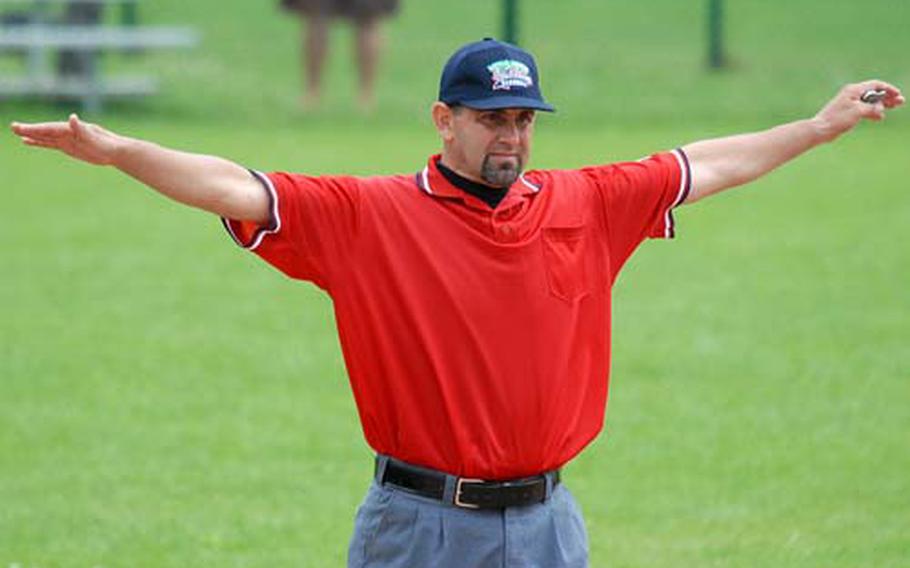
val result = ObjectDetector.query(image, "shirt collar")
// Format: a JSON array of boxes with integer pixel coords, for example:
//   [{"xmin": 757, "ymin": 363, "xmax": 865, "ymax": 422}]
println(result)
[{"xmin": 415, "ymin": 154, "xmax": 542, "ymax": 201}]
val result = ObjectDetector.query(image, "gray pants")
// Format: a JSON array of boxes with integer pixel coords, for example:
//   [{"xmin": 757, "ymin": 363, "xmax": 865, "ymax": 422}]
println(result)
[{"xmin": 347, "ymin": 476, "xmax": 589, "ymax": 567}]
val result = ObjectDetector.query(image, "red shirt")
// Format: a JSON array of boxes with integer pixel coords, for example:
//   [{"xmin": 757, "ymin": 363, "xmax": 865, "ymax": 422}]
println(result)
[{"xmin": 224, "ymin": 150, "xmax": 690, "ymax": 479}]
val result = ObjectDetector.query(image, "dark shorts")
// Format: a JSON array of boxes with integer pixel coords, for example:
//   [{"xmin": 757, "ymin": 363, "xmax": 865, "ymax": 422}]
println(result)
[{"xmin": 280, "ymin": 0, "xmax": 398, "ymax": 20}]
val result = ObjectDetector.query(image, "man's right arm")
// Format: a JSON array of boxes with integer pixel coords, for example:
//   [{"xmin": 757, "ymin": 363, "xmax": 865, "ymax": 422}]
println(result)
[{"xmin": 10, "ymin": 114, "xmax": 269, "ymax": 224}]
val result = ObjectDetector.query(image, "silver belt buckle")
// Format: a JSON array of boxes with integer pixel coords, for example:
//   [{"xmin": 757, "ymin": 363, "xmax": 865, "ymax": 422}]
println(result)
[{"xmin": 454, "ymin": 477, "xmax": 483, "ymax": 509}]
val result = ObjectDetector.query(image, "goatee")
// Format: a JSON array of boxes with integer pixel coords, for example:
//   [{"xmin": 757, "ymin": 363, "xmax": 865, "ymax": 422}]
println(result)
[{"xmin": 480, "ymin": 155, "xmax": 522, "ymax": 188}]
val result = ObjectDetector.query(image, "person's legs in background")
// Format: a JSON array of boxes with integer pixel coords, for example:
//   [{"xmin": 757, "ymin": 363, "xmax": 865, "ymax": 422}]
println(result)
[
  {"xmin": 286, "ymin": 0, "xmax": 396, "ymax": 112},
  {"xmin": 303, "ymin": 13, "xmax": 330, "ymax": 109},
  {"xmin": 353, "ymin": 16, "xmax": 383, "ymax": 112}
]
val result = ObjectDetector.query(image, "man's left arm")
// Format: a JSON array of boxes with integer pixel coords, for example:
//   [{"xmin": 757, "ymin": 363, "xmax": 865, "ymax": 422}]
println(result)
[{"xmin": 681, "ymin": 80, "xmax": 904, "ymax": 204}]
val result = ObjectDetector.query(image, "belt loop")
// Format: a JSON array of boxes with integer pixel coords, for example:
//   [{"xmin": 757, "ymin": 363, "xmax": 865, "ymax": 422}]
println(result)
[
  {"xmin": 441, "ymin": 473, "xmax": 458, "ymax": 504},
  {"xmin": 374, "ymin": 454, "xmax": 390, "ymax": 484},
  {"xmin": 544, "ymin": 471, "xmax": 555, "ymax": 500}
]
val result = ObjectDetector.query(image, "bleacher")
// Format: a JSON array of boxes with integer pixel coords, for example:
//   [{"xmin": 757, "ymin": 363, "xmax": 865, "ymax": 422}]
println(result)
[{"xmin": 0, "ymin": 0, "xmax": 199, "ymax": 112}]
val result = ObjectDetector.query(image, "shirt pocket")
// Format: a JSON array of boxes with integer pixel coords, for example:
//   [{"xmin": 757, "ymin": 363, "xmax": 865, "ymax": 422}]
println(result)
[{"xmin": 541, "ymin": 226, "xmax": 592, "ymax": 303}]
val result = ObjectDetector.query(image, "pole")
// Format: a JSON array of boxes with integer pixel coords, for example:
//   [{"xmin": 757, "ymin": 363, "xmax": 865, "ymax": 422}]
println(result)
[
  {"xmin": 503, "ymin": 0, "xmax": 518, "ymax": 45},
  {"xmin": 122, "ymin": 0, "xmax": 139, "ymax": 26},
  {"xmin": 708, "ymin": 0, "xmax": 725, "ymax": 69}
]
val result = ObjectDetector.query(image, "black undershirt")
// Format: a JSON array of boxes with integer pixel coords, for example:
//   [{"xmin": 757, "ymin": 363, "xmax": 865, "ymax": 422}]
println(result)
[{"xmin": 436, "ymin": 159, "xmax": 509, "ymax": 209}]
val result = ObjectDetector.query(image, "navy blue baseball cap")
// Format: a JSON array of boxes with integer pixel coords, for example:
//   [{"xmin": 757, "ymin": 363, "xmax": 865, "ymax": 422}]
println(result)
[{"xmin": 438, "ymin": 38, "xmax": 555, "ymax": 112}]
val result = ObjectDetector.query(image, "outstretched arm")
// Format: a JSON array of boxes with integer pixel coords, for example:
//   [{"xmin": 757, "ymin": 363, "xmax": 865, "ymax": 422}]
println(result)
[
  {"xmin": 681, "ymin": 80, "xmax": 904, "ymax": 204},
  {"xmin": 9, "ymin": 114, "xmax": 269, "ymax": 223}
]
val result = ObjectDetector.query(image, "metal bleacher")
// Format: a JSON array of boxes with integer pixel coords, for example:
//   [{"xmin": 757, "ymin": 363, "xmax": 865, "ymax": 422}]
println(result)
[{"xmin": 0, "ymin": 0, "xmax": 199, "ymax": 112}]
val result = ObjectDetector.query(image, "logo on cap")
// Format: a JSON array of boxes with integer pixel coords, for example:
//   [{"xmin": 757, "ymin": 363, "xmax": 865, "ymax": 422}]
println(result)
[{"xmin": 487, "ymin": 59, "xmax": 533, "ymax": 91}]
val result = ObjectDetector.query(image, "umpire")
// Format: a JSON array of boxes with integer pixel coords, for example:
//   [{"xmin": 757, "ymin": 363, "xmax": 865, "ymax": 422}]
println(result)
[{"xmin": 10, "ymin": 38, "xmax": 904, "ymax": 567}]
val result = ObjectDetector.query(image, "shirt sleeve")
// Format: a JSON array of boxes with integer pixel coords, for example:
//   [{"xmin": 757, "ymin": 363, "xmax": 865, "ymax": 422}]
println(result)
[
  {"xmin": 583, "ymin": 148, "xmax": 691, "ymax": 276},
  {"xmin": 221, "ymin": 170, "xmax": 361, "ymax": 290}
]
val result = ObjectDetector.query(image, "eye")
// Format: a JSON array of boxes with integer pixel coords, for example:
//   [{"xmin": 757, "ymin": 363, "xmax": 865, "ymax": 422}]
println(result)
[{"xmin": 481, "ymin": 113, "xmax": 505, "ymax": 127}]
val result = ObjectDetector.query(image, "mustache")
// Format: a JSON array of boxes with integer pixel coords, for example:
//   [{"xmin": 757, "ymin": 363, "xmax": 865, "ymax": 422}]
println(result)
[{"xmin": 484, "ymin": 153, "xmax": 523, "ymax": 168}]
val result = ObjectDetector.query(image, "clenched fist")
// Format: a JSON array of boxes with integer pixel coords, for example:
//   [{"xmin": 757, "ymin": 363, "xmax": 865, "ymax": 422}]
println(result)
[{"xmin": 813, "ymin": 80, "xmax": 905, "ymax": 142}]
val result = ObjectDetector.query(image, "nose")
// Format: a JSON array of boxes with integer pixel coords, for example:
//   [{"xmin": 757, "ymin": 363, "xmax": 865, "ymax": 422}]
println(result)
[{"xmin": 497, "ymin": 121, "xmax": 521, "ymax": 146}]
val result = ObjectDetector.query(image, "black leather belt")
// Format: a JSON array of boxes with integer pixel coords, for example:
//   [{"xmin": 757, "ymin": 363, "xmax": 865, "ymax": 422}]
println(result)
[{"xmin": 375, "ymin": 455, "xmax": 560, "ymax": 510}]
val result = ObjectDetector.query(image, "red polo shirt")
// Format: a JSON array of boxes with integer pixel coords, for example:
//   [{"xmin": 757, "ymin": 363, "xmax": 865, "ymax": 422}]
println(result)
[{"xmin": 224, "ymin": 150, "xmax": 690, "ymax": 479}]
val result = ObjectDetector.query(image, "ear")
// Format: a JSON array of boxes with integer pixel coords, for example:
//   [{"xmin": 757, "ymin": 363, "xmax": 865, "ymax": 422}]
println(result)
[{"xmin": 431, "ymin": 102, "xmax": 456, "ymax": 142}]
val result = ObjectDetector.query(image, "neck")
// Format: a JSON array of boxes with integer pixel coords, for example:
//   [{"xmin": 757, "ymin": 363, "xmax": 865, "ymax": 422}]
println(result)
[{"xmin": 435, "ymin": 158, "xmax": 509, "ymax": 209}]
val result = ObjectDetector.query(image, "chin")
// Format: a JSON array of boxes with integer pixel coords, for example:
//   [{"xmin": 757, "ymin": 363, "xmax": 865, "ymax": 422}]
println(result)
[
  {"xmin": 481, "ymin": 168, "xmax": 519, "ymax": 188},
  {"xmin": 480, "ymin": 155, "xmax": 523, "ymax": 187}
]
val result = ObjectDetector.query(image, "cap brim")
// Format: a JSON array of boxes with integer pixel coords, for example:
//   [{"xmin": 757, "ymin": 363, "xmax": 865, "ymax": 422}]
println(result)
[{"xmin": 459, "ymin": 96, "xmax": 555, "ymax": 112}]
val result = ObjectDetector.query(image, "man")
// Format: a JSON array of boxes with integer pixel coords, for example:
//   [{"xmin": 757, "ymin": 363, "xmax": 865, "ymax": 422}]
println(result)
[{"xmin": 10, "ymin": 38, "xmax": 904, "ymax": 567}]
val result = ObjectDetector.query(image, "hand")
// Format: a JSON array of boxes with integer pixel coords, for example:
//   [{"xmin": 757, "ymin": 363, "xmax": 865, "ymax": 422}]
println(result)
[
  {"xmin": 813, "ymin": 80, "xmax": 905, "ymax": 142},
  {"xmin": 9, "ymin": 114, "xmax": 124, "ymax": 166}
]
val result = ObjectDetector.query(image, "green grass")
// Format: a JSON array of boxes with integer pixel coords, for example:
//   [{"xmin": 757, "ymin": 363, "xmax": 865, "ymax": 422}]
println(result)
[{"xmin": 2, "ymin": 1, "xmax": 909, "ymax": 566}]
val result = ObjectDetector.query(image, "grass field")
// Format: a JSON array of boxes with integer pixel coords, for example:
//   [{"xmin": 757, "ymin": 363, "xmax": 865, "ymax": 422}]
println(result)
[{"xmin": 1, "ymin": 1, "xmax": 909, "ymax": 566}]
